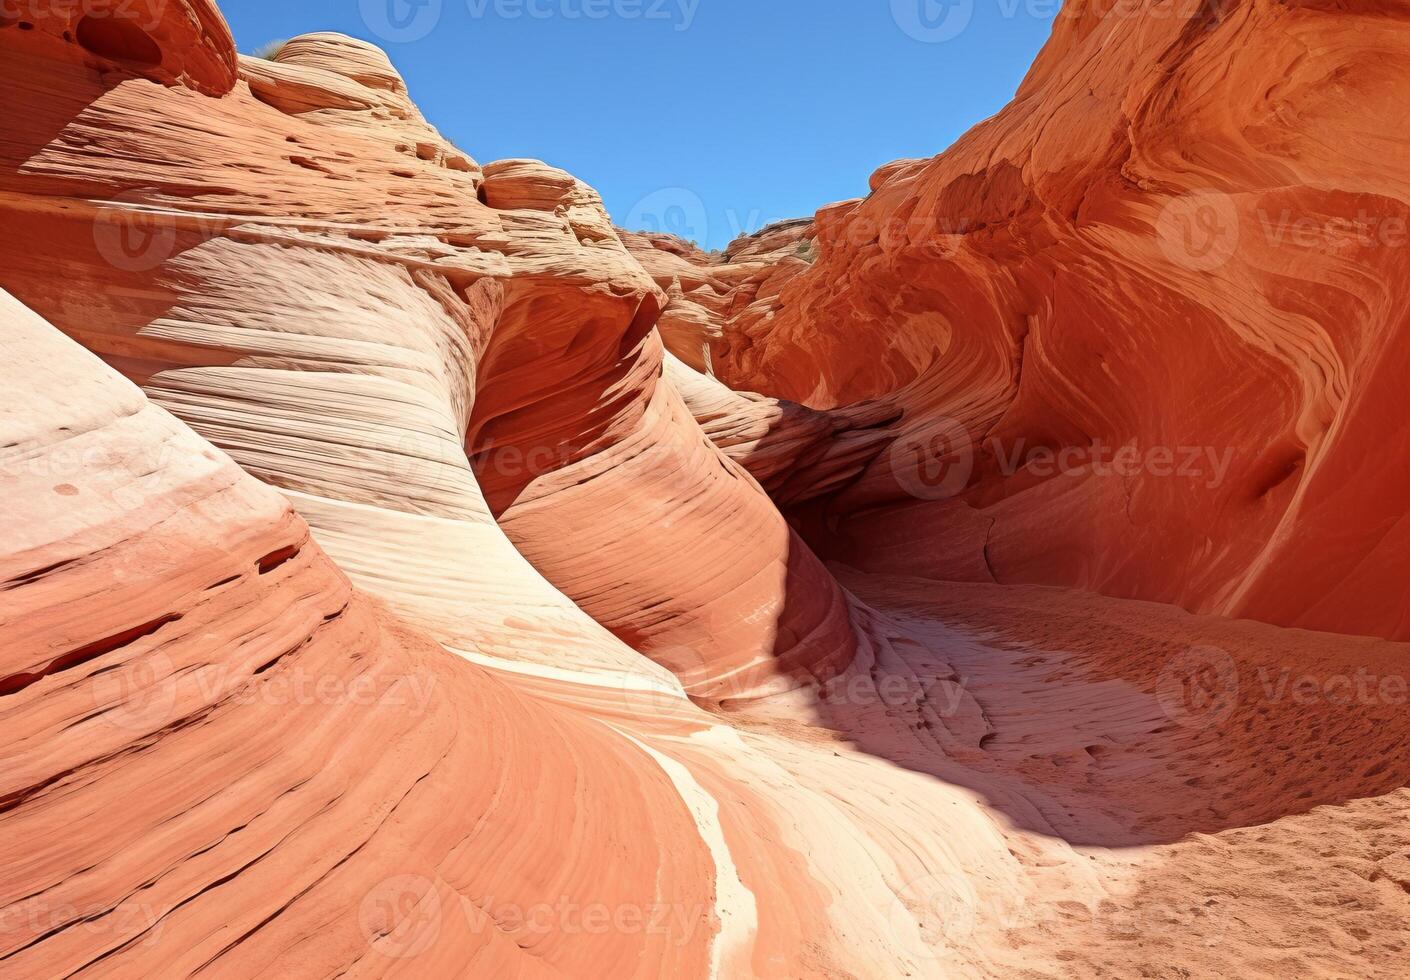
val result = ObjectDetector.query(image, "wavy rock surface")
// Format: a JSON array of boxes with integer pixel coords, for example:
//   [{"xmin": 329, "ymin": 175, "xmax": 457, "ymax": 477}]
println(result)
[
  {"xmin": 0, "ymin": 19, "xmax": 863, "ymax": 703},
  {"xmin": 622, "ymin": 224, "xmax": 819, "ymax": 387},
  {"xmin": 0, "ymin": 290, "xmax": 1056, "ymax": 979},
  {"xmin": 6, "ymin": 1, "xmax": 1410, "ymax": 978},
  {"xmin": 0, "ymin": 289, "xmax": 725, "ymax": 978},
  {"xmin": 0, "ymin": 11, "xmax": 1033, "ymax": 977},
  {"xmin": 709, "ymin": 0, "xmax": 1410, "ymax": 643}
]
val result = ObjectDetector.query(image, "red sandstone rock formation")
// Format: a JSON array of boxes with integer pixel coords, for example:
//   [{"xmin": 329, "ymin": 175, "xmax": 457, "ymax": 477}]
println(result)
[
  {"xmin": 707, "ymin": 0, "xmax": 1410, "ymax": 644},
  {"xmin": 5, "ymin": 0, "xmax": 1410, "ymax": 977},
  {"xmin": 0, "ymin": 290, "xmax": 722, "ymax": 977},
  {"xmin": 622, "ymin": 223, "xmax": 819, "ymax": 383},
  {"xmin": 0, "ymin": 21, "xmax": 861, "ymax": 705}
]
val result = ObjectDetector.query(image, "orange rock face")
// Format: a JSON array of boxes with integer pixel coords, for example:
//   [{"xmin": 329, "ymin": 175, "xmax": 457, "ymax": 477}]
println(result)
[
  {"xmin": 5, "ymin": 1, "xmax": 1410, "ymax": 977},
  {"xmin": 708, "ymin": 0, "xmax": 1410, "ymax": 643},
  {"xmin": 2, "ymin": 0, "xmax": 235, "ymax": 95}
]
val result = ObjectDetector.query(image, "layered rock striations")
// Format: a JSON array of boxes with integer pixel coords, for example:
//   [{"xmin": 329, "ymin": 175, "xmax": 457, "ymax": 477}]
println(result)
[
  {"xmin": 4, "ymin": 1, "xmax": 1410, "ymax": 978},
  {"xmin": 0, "ymin": 10, "xmax": 1024, "ymax": 977},
  {"xmin": 0, "ymin": 289, "xmax": 724, "ymax": 978},
  {"xmin": 705, "ymin": 0, "xmax": 1410, "ymax": 643},
  {"xmin": 0, "ymin": 20, "xmax": 861, "ymax": 703}
]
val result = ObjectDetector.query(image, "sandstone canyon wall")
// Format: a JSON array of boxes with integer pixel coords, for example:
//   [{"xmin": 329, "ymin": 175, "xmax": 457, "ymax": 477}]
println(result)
[
  {"xmin": 3, "ymin": 0, "xmax": 1410, "ymax": 978},
  {"xmin": 700, "ymin": 0, "xmax": 1410, "ymax": 643}
]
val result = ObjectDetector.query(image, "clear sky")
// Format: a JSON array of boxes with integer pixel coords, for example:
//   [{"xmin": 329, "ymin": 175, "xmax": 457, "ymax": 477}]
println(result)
[{"xmin": 224, "ymin": 0, "xmax": 1059, "ymax": 249}]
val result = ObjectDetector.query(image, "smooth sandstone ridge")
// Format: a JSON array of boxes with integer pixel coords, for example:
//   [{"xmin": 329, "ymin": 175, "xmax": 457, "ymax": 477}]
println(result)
[
  {"xmin": 0, "ymin": 289, "xmax": 720, "ymax": 977},
  {"xmin": 3, "ymin": 2, "xmax": 1410, "ymax": 978}
]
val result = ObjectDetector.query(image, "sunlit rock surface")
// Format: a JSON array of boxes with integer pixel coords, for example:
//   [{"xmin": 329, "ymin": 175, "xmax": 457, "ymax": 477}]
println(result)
[
  {"xmin": 4, "ymin": 1, "xmax": 1410, "ymax": 977},
  {"xmin": 705, "ymin": 0, "xmax": 1410, "ymax": 644}
]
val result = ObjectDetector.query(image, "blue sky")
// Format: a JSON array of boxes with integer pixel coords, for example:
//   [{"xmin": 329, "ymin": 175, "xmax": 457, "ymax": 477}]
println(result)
[{"xmin": 225, "ymin": 0, "xmax": 1059, "ymax": 249}]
